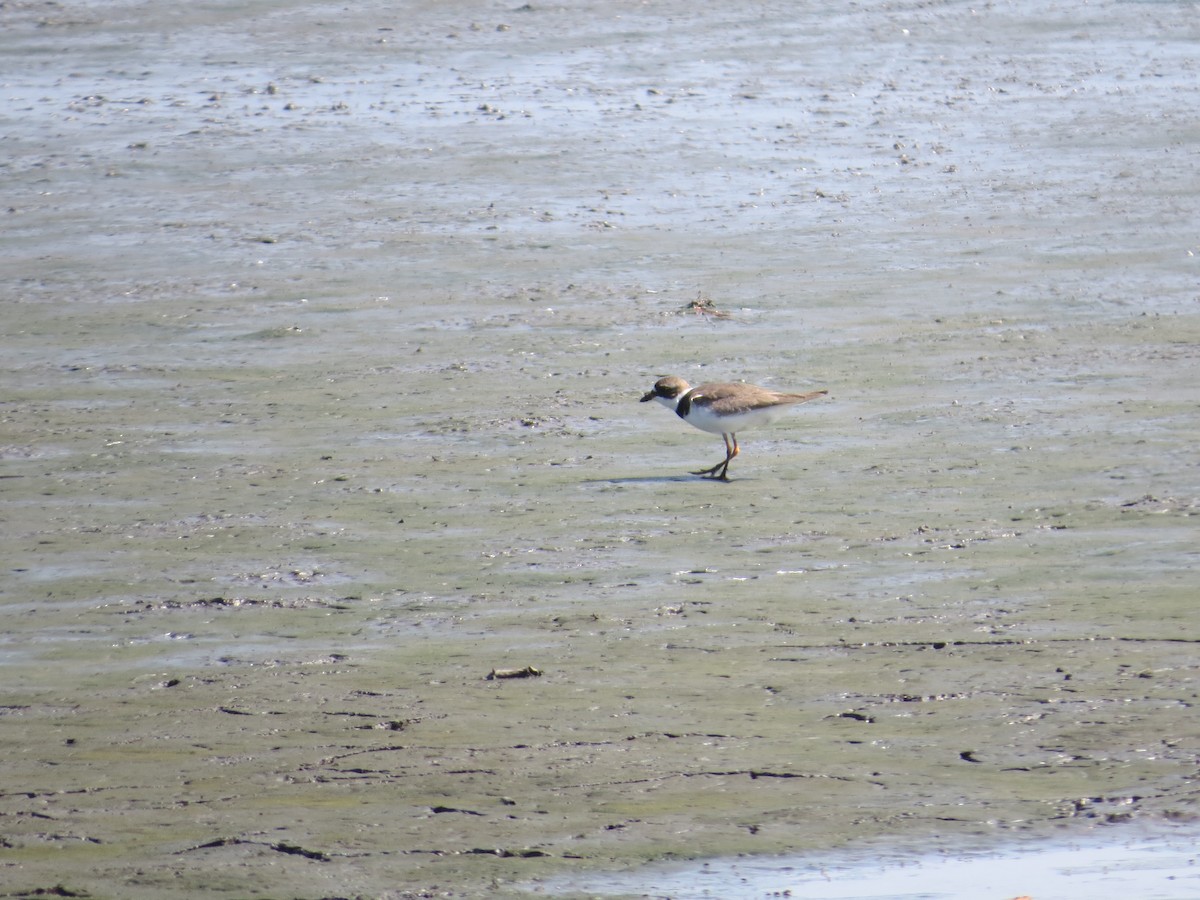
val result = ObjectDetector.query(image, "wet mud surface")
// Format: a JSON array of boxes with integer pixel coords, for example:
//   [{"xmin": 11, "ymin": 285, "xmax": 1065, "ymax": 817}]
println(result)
[{"xmin": 2, "ymin": 1, "xmax": 1198, "ymax": 897}]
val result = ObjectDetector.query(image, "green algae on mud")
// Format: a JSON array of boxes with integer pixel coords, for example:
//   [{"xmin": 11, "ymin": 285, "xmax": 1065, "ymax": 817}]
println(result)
[
  {"xmin": 3, "ymin": 0, "xmax": 1200, "ymax": 896},
  {"xmin": 3, "ymin": 313, "xmax": 1198, "ymax": 896}
]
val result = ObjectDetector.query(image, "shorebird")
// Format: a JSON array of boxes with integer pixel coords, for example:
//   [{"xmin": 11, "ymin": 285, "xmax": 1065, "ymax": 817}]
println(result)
[{"xmin": 640, "ymin": 375, "xmax": 826, "ymax": 480}]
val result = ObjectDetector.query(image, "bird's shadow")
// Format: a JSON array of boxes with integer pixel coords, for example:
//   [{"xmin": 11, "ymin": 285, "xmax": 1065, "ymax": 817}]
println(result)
[{"xmin": 583, "ymin": 475, "xmax": 744, "ymax": 485}]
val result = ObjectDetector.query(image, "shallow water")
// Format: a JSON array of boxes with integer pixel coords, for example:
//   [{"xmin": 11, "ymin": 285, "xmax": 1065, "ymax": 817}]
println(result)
[
  {"xmin": 2, "ymin": 0, "xmax": 1198, "ymax": 896},
  {"xmin": 536, "ymin": 827, "xmax": 1200, "ymax": 899}
]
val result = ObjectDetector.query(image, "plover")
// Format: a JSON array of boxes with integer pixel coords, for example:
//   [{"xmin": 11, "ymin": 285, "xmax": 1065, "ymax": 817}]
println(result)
[{"xmin": 640, "ymin": 375, "xmax": 826, "ymax": 480}]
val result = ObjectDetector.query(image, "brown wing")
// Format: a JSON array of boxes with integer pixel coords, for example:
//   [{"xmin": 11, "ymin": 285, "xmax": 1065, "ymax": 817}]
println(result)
[
  {"xmin": 777, "ymin": 390, "xmax": 828, "ymax": 405},
  {"xmin": 691, "ymin": 382, "xmax": 827, "ymax": 416}
]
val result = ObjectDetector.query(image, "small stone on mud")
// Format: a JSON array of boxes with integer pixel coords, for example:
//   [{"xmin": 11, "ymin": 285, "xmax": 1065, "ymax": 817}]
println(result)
[{"xmin": 486, "ymin": 665, "xmax": 542, "ymax": 680}]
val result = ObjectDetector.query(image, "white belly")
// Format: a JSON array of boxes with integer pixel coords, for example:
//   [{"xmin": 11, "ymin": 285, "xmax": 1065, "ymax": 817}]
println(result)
[{"xmin": 682, "ymin": 402, "xmax": 787, "ymax": 435}]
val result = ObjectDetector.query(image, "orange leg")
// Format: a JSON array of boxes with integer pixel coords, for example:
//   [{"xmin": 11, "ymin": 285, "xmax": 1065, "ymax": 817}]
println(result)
[{"xmin": 692, "ymin": 433, "xmax": 739, "ymax": 480}]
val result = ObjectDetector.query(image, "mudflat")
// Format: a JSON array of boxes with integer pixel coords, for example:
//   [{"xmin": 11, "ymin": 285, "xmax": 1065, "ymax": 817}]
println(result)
[{"xmin": 2, "ymin": 1, "xmax": 1197, "ymax": 897}]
